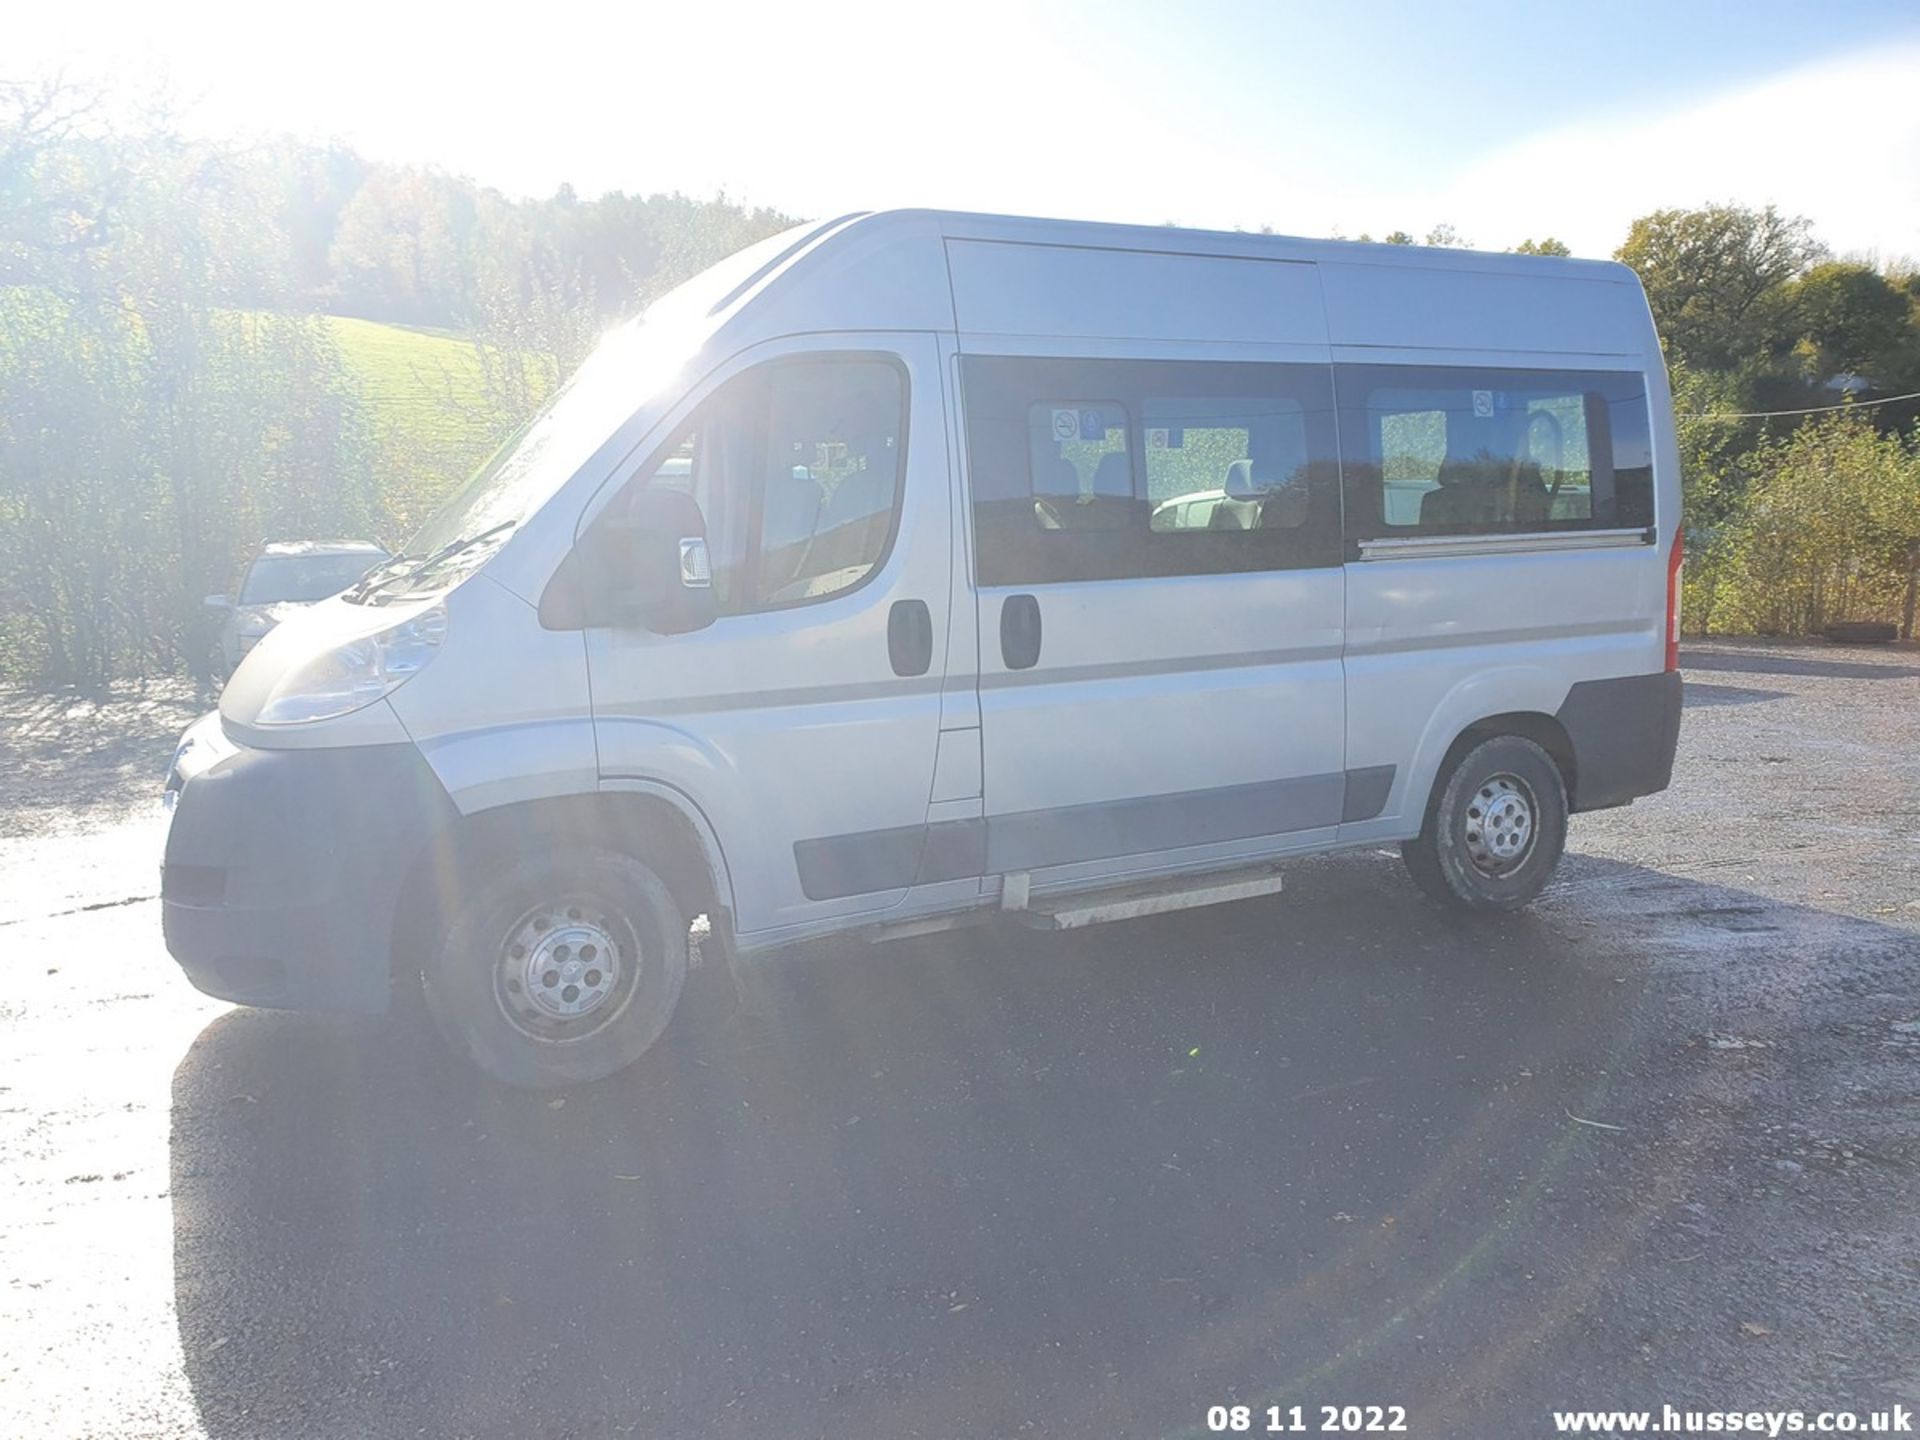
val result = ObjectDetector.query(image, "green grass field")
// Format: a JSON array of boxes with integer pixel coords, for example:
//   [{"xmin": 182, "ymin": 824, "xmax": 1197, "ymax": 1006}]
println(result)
[
  {"xmin": 323, "ymin": 315, "xmax": 502, "ymax": 464},
  {"xmin": 322, "ymin": 315, "xmax": 526, "ymax": 534}
]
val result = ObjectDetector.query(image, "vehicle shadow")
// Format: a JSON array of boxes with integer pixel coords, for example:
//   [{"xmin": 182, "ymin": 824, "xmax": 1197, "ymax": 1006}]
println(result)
[
  {"xmin": 1680, "ymin": 680, "xmax": 1789, "ymax": 707},
  {"xmin": 169, "ymin": 850, "xmax": 1920, "ymax": 1439},
  {"xmin": 1684, "ymin": 647, "xmax": 1920, "ymax": 682}
]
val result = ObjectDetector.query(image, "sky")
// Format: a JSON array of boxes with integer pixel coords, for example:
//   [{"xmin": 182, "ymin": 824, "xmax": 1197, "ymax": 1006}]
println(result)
[{"xmin": 15, "ymin": 0, "xmax": 1920, "ymax": 262}]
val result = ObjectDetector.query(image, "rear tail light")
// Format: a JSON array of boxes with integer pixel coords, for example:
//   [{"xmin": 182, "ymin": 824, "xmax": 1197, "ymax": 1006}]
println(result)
[{"xmin": 1665, "ymin": 528, "xmax": 1685, "ymax": 672}]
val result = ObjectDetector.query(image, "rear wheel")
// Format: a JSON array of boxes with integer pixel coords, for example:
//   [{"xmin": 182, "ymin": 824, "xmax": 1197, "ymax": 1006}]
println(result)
[
  {"xmin": 1401, "ymin": 735, "xmax": 1567, "ymax": 912},
  {"xmin": 421, "ymin": 845, "xmax": 688, "ymax": 1088}
]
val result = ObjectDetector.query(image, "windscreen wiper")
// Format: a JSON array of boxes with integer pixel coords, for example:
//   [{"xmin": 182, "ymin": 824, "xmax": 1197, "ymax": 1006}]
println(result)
[
  {"xmin": 343, "ymin": 552, "xmax": 418, "ymax": 602},
  {"xmin": 361, "ymin": 522, "xmax": 517, "ymax": 601}
]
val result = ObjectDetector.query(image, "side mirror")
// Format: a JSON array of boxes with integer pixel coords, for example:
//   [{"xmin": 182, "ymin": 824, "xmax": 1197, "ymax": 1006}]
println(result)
[
  {"xmin": 203, "ymin": 594, "xmax": 231, "ymax": 612},
  {"xmin": 541, "ymin": 487, "xmax": 718, "ymax": 634},
  {"xmin": 624, "ymin": 487, "xmax": 718, "ymax": 635}
]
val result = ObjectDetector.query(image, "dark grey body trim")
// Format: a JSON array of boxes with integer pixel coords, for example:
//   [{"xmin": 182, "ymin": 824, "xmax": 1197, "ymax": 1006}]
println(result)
[
  {"xmin": 1556, "ymin": 670, "xmax": 1682, "ymax": 811},
  {"xmin": 793, "ymin": 822, "xmax": 932, "ymax": 902},
  {"xmin": 1341, "ymin": 765, "xmax": 1395, "ymax": 822},
  {"xmin": 986, "ymin": 772, "xmax": 1343, "ymax": 872},
  {"xmin": 794, "ymin": 767, "xmax": 1395, "ymax": 901},
  {"xmin": 162, "ymin": 736, "xmax": 460, "ymax": 1013}
]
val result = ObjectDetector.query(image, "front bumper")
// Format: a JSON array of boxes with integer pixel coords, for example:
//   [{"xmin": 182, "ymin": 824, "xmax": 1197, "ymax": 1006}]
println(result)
[{"xmin": 161, "ymin": 718, "xmax": 459, "ymax": 1013}]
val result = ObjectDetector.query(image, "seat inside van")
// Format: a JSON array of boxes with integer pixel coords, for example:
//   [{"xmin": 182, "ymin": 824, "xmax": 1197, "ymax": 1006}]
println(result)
[
  {"xmin": 1418, "ymin": 414, "xmax": 1550, "ymax": 529},
  {"xmin": 1037, "ymin": 451, "xmax": 1132, "ymax": 530}
]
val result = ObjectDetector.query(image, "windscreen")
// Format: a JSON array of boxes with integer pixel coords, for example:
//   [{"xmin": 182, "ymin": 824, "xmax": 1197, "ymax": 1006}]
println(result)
[{"xmin": 401, "ymin": 224, "xmax": 819, "ymax": 560}]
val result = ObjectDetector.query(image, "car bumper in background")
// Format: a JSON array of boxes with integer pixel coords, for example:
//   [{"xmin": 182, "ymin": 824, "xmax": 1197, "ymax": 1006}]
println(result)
[{"xmin": 161, "ymin": 717, "xmax": 459, "ymax": 1013}]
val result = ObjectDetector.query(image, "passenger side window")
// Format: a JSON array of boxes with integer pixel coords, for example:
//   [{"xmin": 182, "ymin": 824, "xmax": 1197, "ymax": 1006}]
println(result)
[
  {"xmin": 628, "ymin": 355, "xmax": 906, "ymax": 613},
  {"xmin": 1027, "ymin": 403, "xmax": 1132, "ymax": 531},
  {"xmin": 1378, "ymin": 408, "xmax": 1447, "ymax": 527},
  {"xmin": 1338, "ymin": 365, "xmax": 1652, "ymax": 540},
  {"xmin": 963, "ymin": 355, "xmax": 1339, "ymax": 584},
  {"xmin": 1144, "ymin": 397, "xmax": 1311, "ymax": 534}
]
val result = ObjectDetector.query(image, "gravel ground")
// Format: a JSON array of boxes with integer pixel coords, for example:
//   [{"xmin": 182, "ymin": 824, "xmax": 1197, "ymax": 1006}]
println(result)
[{"xmin": 1, "ymin": 643, "xmax": 1917, "ymax": 1439}]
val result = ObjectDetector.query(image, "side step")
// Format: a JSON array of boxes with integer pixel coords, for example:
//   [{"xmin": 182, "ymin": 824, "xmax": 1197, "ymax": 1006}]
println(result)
[{"xmin": 1013, "ymin": 864, "xmax": 1285, "ymax": 931}]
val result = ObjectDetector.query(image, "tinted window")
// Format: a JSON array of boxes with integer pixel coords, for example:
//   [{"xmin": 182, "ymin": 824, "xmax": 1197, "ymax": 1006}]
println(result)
[
  {"xmin": 1143, "ymin": 396, "xmax": 1312, "ymax": 534},
  {"xmin": 1337, "ymin": 365, "xmax": 1653, "ymax": 540},
  {"xmin": 1028, "ymin": 403, "xmax": 1131, "ymax": 531},
  {"xmin": 629, "ymin": 356, "xmax": 906, "ymax": 613},
  {"xmin": 756, "ymin": 361, "xmax": 903, "ymax": 605},
  {"xmin": 963, "ymin": 356, "xmax": 1339, "ymax": 585}
]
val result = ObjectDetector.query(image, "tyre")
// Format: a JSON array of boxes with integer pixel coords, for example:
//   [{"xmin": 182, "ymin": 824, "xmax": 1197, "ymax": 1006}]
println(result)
[
  {"xmin": 1400, "ymin": 735, "xmax": 1567, "ymax": 912},
  {"xmin": 421, "ymin": 845, "xmax": 688, "ymax": 1089}
]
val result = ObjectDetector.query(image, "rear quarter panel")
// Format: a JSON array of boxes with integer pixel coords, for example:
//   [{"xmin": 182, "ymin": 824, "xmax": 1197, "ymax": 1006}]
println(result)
[
  {"xmin": 1339, "ymin": 546, "xmax": 1665, "ymax": 842},
  {"xmin": 1320, "ymin": 257, "xmax": 1672, "ymax": 840}
]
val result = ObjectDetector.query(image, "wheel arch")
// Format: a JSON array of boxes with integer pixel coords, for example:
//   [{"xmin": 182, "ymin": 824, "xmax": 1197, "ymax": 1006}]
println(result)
[
  {"xmin": 1423, "ymin": 711, "xmax": 1577, "ymax": 826},
  {"xmin": 1398, "ymin": 663, "xmax": 1581, "ymax": 833},
  {"xmin": 388, "ymin": 785, "xmax": 734, "ymax": 992}
]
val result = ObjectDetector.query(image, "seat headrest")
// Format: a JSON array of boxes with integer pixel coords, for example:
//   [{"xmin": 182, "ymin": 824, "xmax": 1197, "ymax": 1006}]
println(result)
[
  {"xmin": 1035, "ymin": 452, "xmax": 1080, "ymax": 497},
  {"xmin": 1090, "ymin": 451, "xmax": 1132, "ymax": 499},
  {"xmin": 1224, "ymin": 458, "xmax": 1257, "ymax": 498},
  {"xmin": 1209, "ymin": 496, "xmax": 1260, "ymax": 530}
]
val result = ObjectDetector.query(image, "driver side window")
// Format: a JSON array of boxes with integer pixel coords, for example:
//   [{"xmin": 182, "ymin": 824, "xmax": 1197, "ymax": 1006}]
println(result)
[{"xmin": 631, "ymin": 355, "xmax": 906, "ymax": 614}]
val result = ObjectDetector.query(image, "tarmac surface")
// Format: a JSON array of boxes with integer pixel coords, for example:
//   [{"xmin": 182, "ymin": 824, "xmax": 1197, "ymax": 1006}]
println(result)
[{"xmin": 2, "ymin": 640, "xmax": 1918, "ymax": 1438}]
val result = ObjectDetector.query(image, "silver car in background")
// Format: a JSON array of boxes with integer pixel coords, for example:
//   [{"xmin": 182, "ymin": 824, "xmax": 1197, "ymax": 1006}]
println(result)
[{"xmin": 205, "ymin": 541, "xmax": 390, "ymax": 679}]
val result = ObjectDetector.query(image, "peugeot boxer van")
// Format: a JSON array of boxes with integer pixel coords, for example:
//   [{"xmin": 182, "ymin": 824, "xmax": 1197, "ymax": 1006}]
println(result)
[{"xmin": 162, "ymin": 210, "xmax": 1683, "ymax": 1088}]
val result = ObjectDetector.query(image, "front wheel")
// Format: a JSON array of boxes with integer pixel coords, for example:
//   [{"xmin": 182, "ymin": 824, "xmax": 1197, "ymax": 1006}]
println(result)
[
  {"xmin": 421, "ymin": 846, "xmax": 688, "ymax": 1088},
  {"xmin": 1401, "ymin": 735, "xmax": 1567, "ymax": 912}
]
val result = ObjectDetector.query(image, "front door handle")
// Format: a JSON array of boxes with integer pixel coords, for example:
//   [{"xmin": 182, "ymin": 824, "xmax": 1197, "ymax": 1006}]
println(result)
[
  {"xmin": 888, "ymin": 599, "xmax": 933, "ymax": 677},
  {"xmin": 1000, "ymin": 593, "xmax": 1041, "ymax": 670}
]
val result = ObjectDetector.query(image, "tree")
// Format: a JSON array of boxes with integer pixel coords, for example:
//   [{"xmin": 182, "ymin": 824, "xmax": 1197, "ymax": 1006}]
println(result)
[
  {"xmin": 1514, "ymin": 237, "xmax": 1571, "ymax": 257},
  {"xmin": 1787, "ymin": 261, "xmax": 1914, "ymax": 384},
  {"xmin": 1614, "ymin": 204, "xmax": 1824, "ymax": 369},
  {"xmin": 328, "ymin": 166, "xmax": 477, "ymax": 325},
  {"xmin": 0, "ymin": 76, "xmax": 127, "ymax": 288},
  {"xmin": 1708, "ymin": 415, "xmax": 1920, "ymax": 637}
]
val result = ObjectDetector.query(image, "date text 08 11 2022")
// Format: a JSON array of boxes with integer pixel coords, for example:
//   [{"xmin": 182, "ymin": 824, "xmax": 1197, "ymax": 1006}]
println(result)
[{"xmin": 1207, "ymin": 1404, "xmax": 1409, "ymax": 1433}]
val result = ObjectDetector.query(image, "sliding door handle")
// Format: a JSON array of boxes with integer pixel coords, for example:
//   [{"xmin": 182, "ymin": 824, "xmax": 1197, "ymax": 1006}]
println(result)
[{"xmin": 1000, "ymin": 593, "xmax": 1042, "ymax": 670}]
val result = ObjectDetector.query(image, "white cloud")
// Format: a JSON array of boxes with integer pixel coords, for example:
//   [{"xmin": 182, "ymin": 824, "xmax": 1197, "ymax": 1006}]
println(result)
[
  {"xmin": 1418, "ymin": 44, "xmax": 1920, "ymax": 260},
  {"xmin": 13, "ymin": 7, "xmax": 1918, "ymax": 264}
]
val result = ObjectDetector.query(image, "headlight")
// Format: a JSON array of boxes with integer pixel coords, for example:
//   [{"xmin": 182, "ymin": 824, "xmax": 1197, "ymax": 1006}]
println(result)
[{"xmin": 256, "ymin": 606, "xmax": 446, "ymax": 725}]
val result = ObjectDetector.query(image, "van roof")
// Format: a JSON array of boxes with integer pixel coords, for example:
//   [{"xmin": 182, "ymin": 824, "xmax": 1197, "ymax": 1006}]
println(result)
[
  {"xmin": 696, "ymin": 208, "xmax": 1649, "ymax": 359},
  {"xmin": 897, "ymin": 208, "xmax": 1625, "ymax": 275}
]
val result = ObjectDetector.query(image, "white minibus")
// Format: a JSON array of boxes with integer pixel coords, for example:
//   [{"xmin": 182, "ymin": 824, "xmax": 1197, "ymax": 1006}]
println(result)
[{"xmin": 162, "ymin": 210, "xmax": 1683, "ymax": 1087}]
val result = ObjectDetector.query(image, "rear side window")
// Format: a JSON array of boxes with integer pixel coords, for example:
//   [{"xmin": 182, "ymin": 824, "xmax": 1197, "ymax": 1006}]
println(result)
[
  {"xmin": 1337, "ymin": 365, "xmax": 1653, "ymax": 540},
  {"xmin": 964, "ymin": 356, "xmax": 1339, "ymax": 584}
]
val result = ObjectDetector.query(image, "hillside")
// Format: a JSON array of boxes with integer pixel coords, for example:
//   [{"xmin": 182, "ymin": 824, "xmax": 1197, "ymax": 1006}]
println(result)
[
  {"xmin": 319, "ymin": 315, "xmax": 534, "ymax": 543},
  {"xmin": 324, "ymin": 313, "xmax": 509, "ymax": 473}
]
